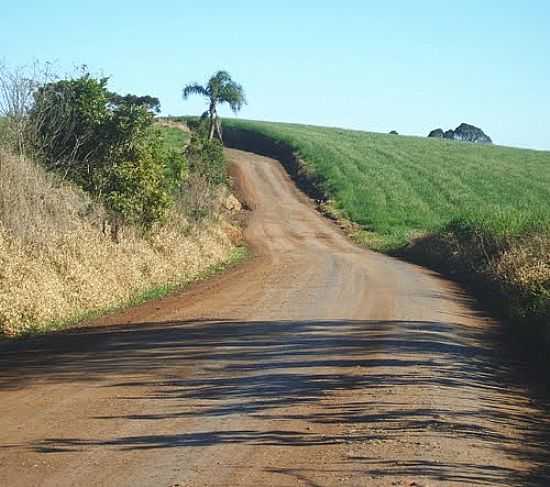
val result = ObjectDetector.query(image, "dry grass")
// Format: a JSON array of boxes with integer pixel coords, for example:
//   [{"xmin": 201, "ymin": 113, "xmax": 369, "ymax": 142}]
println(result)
[
  {"xmin": 497, "ymin": 235, "xmax": 550, "ymax": 291},
  {"xmin": 0, "ymin": 150, "xmax": 239, "ymax": 336},
  {"xmin": 403, "ymin": 226, "xmax": 550, "ymax": 345},
  {"xmin": 495, "ymin": 234, "xmax": 550, "ymax": 325},
  {"xmin": 0, "ymin": 149, "xmax": 98, "ymax": 242}
]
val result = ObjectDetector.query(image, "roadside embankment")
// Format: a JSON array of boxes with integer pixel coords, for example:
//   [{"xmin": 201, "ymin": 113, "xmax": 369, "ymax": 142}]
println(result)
[
  {"xmin": 0, "ymin": 149, "xmax": 243, "ymax": 337},
  {"xmin": 402, "ymin": 222, "xmax": 550, "ymax": 350}
]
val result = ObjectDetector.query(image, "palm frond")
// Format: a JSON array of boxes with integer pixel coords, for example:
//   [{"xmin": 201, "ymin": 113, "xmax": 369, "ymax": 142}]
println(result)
[
  {"xmin": 211, "ymin": 71, "xmax": 232, "ymax": 86},
  {"xmin": 219, "ymin": 81, "xmax": 246, "ymax": 113},
  {"xmin": 182, "ymin": 83, "xmax": 208, "ymax": 100},
  {"xmin": 207, "ymin": 71, "xmax": 229, "ymax": 99}
]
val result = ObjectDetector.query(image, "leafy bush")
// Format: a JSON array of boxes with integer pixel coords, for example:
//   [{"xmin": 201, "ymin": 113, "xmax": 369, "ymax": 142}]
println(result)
[
  {"xmin": 30, "ymin": 74, "xmax": 111, "ymax": 182},
  {"xmin": 103, "ymin": 145, "xmax": 172, "ymax": 231},
  {"xmin": 185, "ymin": 112, "xmax": 210, "ymax": 139},
  {"xmin": 28, "ymin": 71, "xmax": 172, "ymax": 232},
  {"xmin": 156, "ymin": 126, "xmax": 188, "ymax": 192},
  {"xmin": 162, "ymin": 146, "xmax": 187, "ymax": 192},
  {"xmin": 102, "ymin": 94, "xmax": 158, "ymax": 166},
  {"xmin": 186, "ymin": 133, "xmax": 226, "ymax": 186}
]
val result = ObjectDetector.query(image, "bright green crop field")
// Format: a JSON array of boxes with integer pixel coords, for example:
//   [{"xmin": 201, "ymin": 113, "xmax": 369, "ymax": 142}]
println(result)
[{"xmin": 223, "ymin": 119, "xmax": 550, "ymax": 250}]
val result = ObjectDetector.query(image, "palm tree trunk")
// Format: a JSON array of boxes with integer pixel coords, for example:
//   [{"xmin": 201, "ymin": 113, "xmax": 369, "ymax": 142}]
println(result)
[
  {"xmin": 208, "ymin": 117, "xmax": 215, "ymax": 140},
  {"xmin": 208, "ymin": 102, "xmax": 216, "ymax": 140},
  {"xmin": 215, "ymin": 116, "xmax": 223, "ymax": 143}
]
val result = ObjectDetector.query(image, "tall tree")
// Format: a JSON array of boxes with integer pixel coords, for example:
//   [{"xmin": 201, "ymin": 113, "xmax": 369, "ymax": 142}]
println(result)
[{"xmin": 183, "ymin": 70, "xmax": 246, "ymax": 141}]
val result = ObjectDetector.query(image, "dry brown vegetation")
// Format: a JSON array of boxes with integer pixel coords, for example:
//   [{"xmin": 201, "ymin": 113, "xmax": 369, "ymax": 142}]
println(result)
[
  {"xmin": 0, "ymin": 149, "xmax": 240, "ymax": 336},
  {"xmin": 403, "ymin": 228, "xmax": 550, "ymax": 347}
]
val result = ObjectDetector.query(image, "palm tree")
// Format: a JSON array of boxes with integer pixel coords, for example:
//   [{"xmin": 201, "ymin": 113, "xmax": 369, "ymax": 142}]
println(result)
[{"xmin": 183, "ymin": 70, "xmax": 246, "ymax": 142}]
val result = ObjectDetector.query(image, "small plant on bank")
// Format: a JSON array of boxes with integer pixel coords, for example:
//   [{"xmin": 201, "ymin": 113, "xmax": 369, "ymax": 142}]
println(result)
[{"xmin": 186, "ymin": 133, "xmax": 226, "ymax": 186}]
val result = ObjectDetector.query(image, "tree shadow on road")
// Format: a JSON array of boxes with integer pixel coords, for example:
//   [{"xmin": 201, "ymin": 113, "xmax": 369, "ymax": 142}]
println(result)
[{"xmin": 2, "ymin": 317, "xmax": 550, "ymax": 486}]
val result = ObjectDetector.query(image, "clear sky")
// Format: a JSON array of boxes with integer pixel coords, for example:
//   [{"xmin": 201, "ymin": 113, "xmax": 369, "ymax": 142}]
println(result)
[{"xmin": 2, "ymin": 1, "xmax": 549, "ymax": 149}]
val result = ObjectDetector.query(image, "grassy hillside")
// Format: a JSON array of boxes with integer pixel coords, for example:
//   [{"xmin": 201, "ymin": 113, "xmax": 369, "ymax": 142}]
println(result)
[
  {"xmin": 223, "ymin": 119, "xmax": 550, "ymax": 248},
  {"xmin": 0, "ymin": 67, "xmax": 246, "ymax": 338},
  {"xmin": 222, "ymin": 119, "xmax": 550, "ymax": 348}
]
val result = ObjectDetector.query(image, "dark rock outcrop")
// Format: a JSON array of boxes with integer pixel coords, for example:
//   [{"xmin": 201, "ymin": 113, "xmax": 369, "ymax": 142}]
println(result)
[
  {"xmin": 428, "ymin": 123, "xmax": 492, "ymax": 144},
  {"xmin": 428, "ymin": 128, "xmax": 445, "ymax": 138},
  {"xmin": 452, "ymin": 123, "xmax": 492, "ymax": 144}
]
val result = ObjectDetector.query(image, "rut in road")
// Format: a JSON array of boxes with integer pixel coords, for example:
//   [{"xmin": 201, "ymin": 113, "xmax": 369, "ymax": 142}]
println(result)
[{"xmin": 1, "ymin": 148, "xmax": 550, "ymax": 487}]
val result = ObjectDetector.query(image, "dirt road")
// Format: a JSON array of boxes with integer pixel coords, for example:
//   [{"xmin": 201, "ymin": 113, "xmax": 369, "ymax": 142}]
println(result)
[{"xmin": 1, "ymin": 149, "xmax": 550, "ymax": 486}]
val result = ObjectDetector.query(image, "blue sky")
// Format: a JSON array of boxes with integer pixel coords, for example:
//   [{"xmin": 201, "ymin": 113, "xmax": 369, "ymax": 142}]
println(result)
[{"xmin": 2, "ymin": 1, "xmax": 549, "ymax": 149}]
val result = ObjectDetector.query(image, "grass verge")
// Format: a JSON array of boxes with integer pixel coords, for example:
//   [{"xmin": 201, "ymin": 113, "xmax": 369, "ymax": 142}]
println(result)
[{"xmin": 3, "ymin": 246, "xmax": 248, "ymax": 340}]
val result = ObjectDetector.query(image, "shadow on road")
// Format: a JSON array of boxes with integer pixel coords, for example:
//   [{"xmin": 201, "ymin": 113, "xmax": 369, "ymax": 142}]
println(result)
[{"xmin": 2, "ymin": 317, "xmax": 550, "ymax": 486}]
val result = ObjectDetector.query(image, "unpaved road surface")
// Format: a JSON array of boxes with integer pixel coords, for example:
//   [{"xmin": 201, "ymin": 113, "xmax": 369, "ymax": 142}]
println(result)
[{"xmin": 1, "ymin": 149, "xmax": 550, "ymax": 486}]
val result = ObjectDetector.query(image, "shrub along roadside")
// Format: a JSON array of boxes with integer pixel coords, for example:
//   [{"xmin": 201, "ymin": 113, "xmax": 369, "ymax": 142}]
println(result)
[
  {"xmin": 28, "ymin": 72, "xmax": 181, "ymax": 237},
  {"xmin": 222, "ymin": 123, "xmax": 550, "ymax": 356}
]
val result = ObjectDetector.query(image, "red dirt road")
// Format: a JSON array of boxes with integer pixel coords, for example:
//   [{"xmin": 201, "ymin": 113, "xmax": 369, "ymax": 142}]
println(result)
[{"xmin": 1, "ymin": 149, "xmax": 550, "ymax": 486}]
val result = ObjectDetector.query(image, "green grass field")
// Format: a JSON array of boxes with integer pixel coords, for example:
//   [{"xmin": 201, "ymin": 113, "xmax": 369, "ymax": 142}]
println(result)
[
  {"xmin": 157, "ymin": 124, "xmax": 189, "ymax": 153},
  {"xmin": 223, "ymin": 119, "xmax": 550, "ymax": 249}
]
